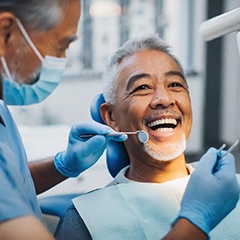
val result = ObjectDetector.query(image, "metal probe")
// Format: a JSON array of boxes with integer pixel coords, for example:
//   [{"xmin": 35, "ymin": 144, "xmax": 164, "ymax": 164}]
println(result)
[{"xmin": 80, "ymin": 130, "xmax": 149, "ymax": 144}]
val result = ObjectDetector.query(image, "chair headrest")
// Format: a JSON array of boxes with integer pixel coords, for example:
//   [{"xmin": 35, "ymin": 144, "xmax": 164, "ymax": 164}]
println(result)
[
  {"xmin": 90, "ymin": 93, "xmax": 105, "ymax": 124},
  {"xmin": 90, "ymin": 93, "xmax": 130, "ymax": 177}
]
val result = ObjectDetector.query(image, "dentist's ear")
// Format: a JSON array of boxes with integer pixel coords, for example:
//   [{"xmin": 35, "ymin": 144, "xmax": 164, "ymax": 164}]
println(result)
[
  {"xmin": 0, "ymin": 13, "xmax": 16, "ymax": 55},
  {"xmin": 100, "ymin": 103, "xmax": 120, "ymax": 132}
]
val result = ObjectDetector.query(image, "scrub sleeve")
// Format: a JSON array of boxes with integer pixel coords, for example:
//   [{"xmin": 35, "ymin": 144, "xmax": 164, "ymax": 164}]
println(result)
[{"xmin": 0, "ymin": 100, "xmax": 41, "ymax": 222}]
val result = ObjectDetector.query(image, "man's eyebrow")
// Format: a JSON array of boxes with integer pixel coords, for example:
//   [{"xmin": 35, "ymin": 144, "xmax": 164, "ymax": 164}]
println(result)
[
  {"xmin": 165, "ymin": 70, "xmax": 186, "ymax": 82},
  {"xmin": 126, "ymin": 73, "xmax": 151, "ymax": 90}
]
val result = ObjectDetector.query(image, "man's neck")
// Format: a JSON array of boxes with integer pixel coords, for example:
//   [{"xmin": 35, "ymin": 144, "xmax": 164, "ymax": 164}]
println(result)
[{"xmin": 126, "ymin": 154, "xmax": 189, "ymax": 183}]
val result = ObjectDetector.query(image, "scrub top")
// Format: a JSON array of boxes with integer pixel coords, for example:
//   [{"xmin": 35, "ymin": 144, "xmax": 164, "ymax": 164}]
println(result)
[{"xmin": 0, "ymin": 100, "xmax": 41, "ymax": 221}]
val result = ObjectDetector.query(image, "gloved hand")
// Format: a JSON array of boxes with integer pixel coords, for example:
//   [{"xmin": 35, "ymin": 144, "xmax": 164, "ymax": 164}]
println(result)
[
  {"xmin": 54, "ymin": 121, "xmax": 127, "ymax": 177},
  {"xmin": 177, "ymin": 147, "xmax": 240, "ymax": 235}
]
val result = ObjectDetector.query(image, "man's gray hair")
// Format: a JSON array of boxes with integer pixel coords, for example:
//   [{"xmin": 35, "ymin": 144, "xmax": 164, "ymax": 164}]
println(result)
[
  {"xmin": 102, "ymin": 34, "xmax": 185, "ymax": 105},
  {"xmin": 0, "ymin": 0, "xmax": 72, "ymax": 30}
]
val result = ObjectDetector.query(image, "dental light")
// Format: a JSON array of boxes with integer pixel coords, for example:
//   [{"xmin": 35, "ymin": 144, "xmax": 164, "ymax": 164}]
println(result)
[
  {"xmin": 199, "ymin": 7, "xmax": 240, "ymax": 57},
  {"xmin": 199, "ymin": 7, "xmax": 240, "ymax": 41}
]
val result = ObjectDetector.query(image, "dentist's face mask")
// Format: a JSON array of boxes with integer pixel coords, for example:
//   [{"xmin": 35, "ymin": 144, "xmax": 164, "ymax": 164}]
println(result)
[{"xmin": 1, "ymin": 19, "xmax": 67, "ymax": 105}]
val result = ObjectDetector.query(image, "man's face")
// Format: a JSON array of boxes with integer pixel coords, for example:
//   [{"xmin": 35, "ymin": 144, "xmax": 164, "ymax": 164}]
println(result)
[
  {"xmin": 5, "ymin": 0, "xmax": 81, "ymax": 84},
  {"xmin": 105, "ymin": 49, "xmax": 192, "ymax": 162}
]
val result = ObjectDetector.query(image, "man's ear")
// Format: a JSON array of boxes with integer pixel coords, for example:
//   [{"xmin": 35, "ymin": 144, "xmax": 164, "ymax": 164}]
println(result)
[
  {"xmin": 0, "ymin": 12, "xmax": 17, "ymax": 56},
  {"xmin": 100, "ymin": 103, "xmax": 120, "ymax": 131}
]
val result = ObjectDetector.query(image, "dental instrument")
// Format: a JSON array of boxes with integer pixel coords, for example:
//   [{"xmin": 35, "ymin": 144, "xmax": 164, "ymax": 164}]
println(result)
[
  {"xmin": 80, "ymin": 130, "xmax": 149, "ymax": 144},
  {"xmin": 213, "ymin": 140, "xmax": 238, "ymax": 172},
  {"xmin": 218, "ymin": 139, "xmax": 239, "ymax": 158}
]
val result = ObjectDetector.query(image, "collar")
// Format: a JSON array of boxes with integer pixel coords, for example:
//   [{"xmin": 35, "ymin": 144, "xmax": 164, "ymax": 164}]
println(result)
[{"xmin": 107, "ymin": 163, "xmax": 195, "ymax": 187}]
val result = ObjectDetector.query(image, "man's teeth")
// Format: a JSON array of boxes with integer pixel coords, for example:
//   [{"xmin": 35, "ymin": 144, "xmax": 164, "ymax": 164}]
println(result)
[
  {"xmin": 155, "ymin": 128, "xmax": 173, "ymax": 133},
  {"xmin": 148, "ymin": 118, "xmax": 177, "ymax": 128}
]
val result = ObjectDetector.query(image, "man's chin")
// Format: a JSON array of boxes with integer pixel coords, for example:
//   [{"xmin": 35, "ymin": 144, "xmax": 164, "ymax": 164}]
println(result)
[
  {"xmin": 25, "ymin": 71, "xmax": 40, "ymax": 85},
  {"xmin": 143, "ymin": 138, "xmax": 187, "ymax": 161},
  {"xmin": 13, "ymin": 69, "xmax": 40, "ymax": 85}
]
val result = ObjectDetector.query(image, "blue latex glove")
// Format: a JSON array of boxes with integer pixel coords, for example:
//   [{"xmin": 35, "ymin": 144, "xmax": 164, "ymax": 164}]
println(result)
[
  {"xmin": 177, "ymin": 147, "xmax": 240, "ymax": 235},
  {"xmin": 54, "ymin": 121, "xmax": 127, "ymax": 177}
]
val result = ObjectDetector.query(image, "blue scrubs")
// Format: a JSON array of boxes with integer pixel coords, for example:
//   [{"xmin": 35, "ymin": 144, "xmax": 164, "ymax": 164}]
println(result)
[{"xmin": 0, "ymin": 100, "xmax": 41, "ymax": 221}]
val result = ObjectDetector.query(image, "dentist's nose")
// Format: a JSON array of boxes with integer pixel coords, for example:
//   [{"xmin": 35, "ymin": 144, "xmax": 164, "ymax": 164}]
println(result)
[{"xmin": 150, "ymin": 86, "xmax": 174, "ymax": 109}]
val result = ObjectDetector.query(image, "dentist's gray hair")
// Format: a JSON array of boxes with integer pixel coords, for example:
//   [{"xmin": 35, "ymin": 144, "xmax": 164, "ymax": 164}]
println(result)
[
  {"xmin": 0, "ymin": 0, "xmax": 77, "ymax": 30},
  {"xmin": 102, "ymin": 34, "xmax": 185, "ymax": 105}
]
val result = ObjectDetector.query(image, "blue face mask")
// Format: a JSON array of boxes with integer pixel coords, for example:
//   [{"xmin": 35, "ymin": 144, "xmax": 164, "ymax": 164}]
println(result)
[{"xmin": 1, "ymin": 19, "xmax": 67, "ymax": 106}]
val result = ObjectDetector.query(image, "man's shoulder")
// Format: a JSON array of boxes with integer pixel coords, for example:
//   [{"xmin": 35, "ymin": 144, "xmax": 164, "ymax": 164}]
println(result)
[{"xmin": 56, "ymin": 204, "xmax": 92, "ymax": 240}]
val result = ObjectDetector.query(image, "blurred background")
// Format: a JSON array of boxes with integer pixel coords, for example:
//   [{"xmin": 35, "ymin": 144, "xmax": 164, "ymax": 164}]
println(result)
[{"xmin": 8, "ymin": 0, "xmax": 240, "ymax": 198}]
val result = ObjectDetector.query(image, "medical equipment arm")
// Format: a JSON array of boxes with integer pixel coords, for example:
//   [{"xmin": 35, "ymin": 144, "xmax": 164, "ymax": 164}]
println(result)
[
  {"xmin": 199, "ymin": 7, "xmax": 240, "ymax": 59},
  {"xmin": 199, "ymin": 7, "xmax": 240, "ymax": 41},
  {"xmin": 54, "ymin": 121, "xmax": 127, "ymax": 178},
  {"xmin": 176, "ymin": 148, "xmax": 240, "ymax": 236}
]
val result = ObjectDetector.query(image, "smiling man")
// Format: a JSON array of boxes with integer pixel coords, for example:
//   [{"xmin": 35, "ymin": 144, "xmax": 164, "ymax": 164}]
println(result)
[
  {"xmin": 56, "ymin": 35, "xmax": 240, "ymax": 240},
  {"xmin": 100, "ymin": 44, "xmax": 193, "ymax": 184}
]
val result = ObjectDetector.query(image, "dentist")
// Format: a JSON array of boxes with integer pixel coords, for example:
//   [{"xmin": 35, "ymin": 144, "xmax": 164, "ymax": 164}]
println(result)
[{"xmin": 0, "ymin": 0, "xmax": 126, "ymax": 229}]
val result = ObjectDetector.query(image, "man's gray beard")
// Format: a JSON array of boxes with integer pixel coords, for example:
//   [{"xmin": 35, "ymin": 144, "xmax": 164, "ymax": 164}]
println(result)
[
  {"xmin": 143, "ymin": 135, "xmax": 187, "ymax": 161},
  {"xmin": 9, "ymin": 37, "xmax": 41, "ymax": 85},
  {"xmin": 11, "ymin": 66, "xmax": 40, "ymax": 85}
]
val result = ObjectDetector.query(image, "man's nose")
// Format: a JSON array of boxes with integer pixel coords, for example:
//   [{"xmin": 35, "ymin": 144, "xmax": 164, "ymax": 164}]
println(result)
[{"xmin": 150, "ymin": 87, "xmax": 174, "ymax": 109}]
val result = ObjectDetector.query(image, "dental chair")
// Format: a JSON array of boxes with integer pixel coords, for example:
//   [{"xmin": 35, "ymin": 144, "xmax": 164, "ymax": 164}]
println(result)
[
  {"xmin": 90, "ymin": 93, "xmax": 130, "ymax": 177},
  {"xmin": 39, "ymin": 93, "xmax": 130, "ymax": 234}
]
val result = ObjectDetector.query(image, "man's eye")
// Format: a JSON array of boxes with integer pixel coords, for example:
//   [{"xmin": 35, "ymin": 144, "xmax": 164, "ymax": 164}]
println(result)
[
  {"xmin": 130, "ymin": 84, "xmax": 151, "ymax": 95},
  {"xmin": 168, "ymin": 82, "xmax": 188, "ymax": 92},
  {"xmin": 136, "ymin": 85, "xmax": 149, "ymax": 90},
  {"xmin": 170, "ymin": 82, "xmax": 183, "ymax": 88}
]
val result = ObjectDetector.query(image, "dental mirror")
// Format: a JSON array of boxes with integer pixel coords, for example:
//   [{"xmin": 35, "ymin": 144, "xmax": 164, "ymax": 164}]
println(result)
[
  {"xmin": 117, "ymin": 130, "xmax": 149, "ymax": 144},
  {"xmin": 80, "ymin": 130, "xmax": 149, "ymax": 144}
]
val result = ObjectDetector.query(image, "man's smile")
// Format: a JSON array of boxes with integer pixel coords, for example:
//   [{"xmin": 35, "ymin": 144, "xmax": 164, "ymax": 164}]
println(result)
[
  {"xmin": 148, "ymin": 118, "xmax": 178, "ymax": 133},
  {"xmin": 143, "ymin": 110, "xmax": 183, "ymax": 136}
]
